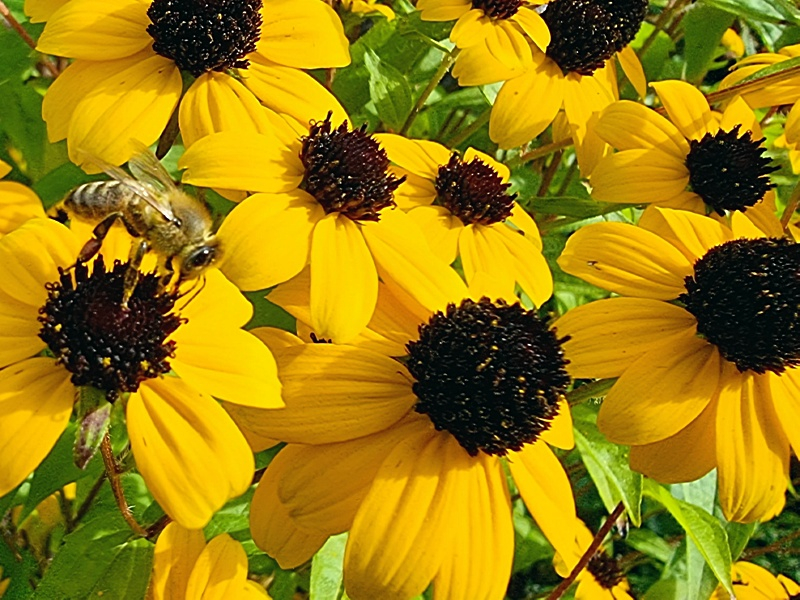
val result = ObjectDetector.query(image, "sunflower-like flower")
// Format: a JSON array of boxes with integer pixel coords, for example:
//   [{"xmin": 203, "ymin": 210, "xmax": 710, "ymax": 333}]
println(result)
[
  {"xmin": 149, "ymin": 522, "xmax": 269, "ymax": 599},
  {"xmin": 719, "ymin": 43, "xmax": 800, "ymax": 109},
  {"xmin": 375, "ymin": 134, "xmax": 553, "ymax": 306},
  {"xmin": 0, "ymin": 218, "xmax": 283, "ymax": 528},
  {"xmin": 179, "ymin": 110, "xmax": 464, "ymax": 343},
  {"xmin": 417, "ymin": 0, "xmax": 551, "ymax": 85},
  {"xmin": 489, "ymin": 0, "xmax": 647, "ymax": 174},
  {"xmin": 711, "ymin": 561, "xmax": 800, "ymax": 600},
  {"xmin": 556, "ymin": 207, "xmax": 800, "ymax": 523},
  {"xmin": 228, "ymin": 272, "xmax": 585, "ymax": 600},
  {"xmin": 0, "ymin": 160, "xmax": 46, "ymax": 236},
  {"xmin": 27, "ymin": 0, "xmax": 350, "ymax": 167},
  {"xmin": 590, "ymin": 80, "xmax": 783, "ymax": 235}
]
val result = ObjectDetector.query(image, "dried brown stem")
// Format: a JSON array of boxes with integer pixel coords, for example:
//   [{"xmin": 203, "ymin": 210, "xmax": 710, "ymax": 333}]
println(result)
[{"xmin": 100, "ymin": 434, "xmax": 147, "ymax": 537}]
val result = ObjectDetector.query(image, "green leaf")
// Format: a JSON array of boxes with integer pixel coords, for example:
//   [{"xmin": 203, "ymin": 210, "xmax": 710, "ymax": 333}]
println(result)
[
  {"xmin": 735, "ymin": 54, "xmax": 800, "ymax": 85},
  {"xmin": 572, "ymin": 404, "xmax": 643, "ymax": 526},
  {"xmin": 526, "ymin": 196, "xmax": 625, "ymax": 219},
  {"xmin": 682, "ymin": 5, "xmax": 735, "ymax": 82},
  {"xmin": 364, "ymin": 48, "xmax": 414, "ymax": 130},
  {"xmin": 725, "ymin": 521, "xmax": 756, "ymax": 561},
  {"xmin": 310, "ymin": 533, "xmax": 347, "ymax": 600},
  {"xmin": 643, "ymin": 479, "xmax": 733, "ymax": 596},
  {"xmin": 699, "ymin": 0, "xmax": 800, "ymax": 25},
  {"xmin": 625, "ymin": 528, "xmax": 676, "ymax": 564}
]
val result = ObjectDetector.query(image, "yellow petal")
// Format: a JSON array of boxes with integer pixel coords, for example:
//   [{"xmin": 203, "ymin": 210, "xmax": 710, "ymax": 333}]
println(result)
[
  {"xmin": 558, "ymin": 222, "xmax": 693, "ymax": 299},
  {"xmin": 310, "ymin": 214, "xmax": 377, "ymax": 342},
  {"xmin": 513, "ymin": 7, "xmax": 550, "ymax": 52},
  {"xmin": 507, "ymin": 203, "xmax": 542, "ymax": 249},
  {"xmin": 176, "ymin": 269, "xmax": 252, "ymax": 329},
  {"xmin": 0, "ymin": 291, "xmax": 45, "ymax": 369},
  {"xmin": 490, "ymin": 58, "xmax": 565, "ymax": 149},
  {"xmin": 128, "ymin": 377, "xmax": 254, "ymax": 529},
  {"xmin": 452, "ymin": 43, "xmax": 524, "ymax": 87},
  {"xmin": 373, "ymin": 134, "xmax": 450, "ymax": 180},
  {"xmin": 459, "ymin": 225, "xmax": 516, "ymax": 299},
  {"xmin": 407, "ymin": 206, "xmax": 462, "ymax": 265},
  {"xmin": 539, "ymin": 398, "xmax": 574, "ymax": 450},
  {"xmin": 556, "ymin": 298, "xmax": 698, "ymax": 379},
  {"xmin": 37, "ymin": 0, "xmax": 151, "ymax": 60},
  {"xmin": 344, "ymin": 427, "xmax": 451, "ymax": 600},
  {"xmin": 651, "ymin": 80, "xmax": 716, "ymax": 141},
  {"xmin": 217, "ymin": 191, "xmax": 322, "ymax": 290},
  {"xmin": 786, "ymin": 100, "xmax": 800, "ymax": 144},
  {"xmin": 484, "ymin": 20, "xmax": 533, "ymax": 75},
  {"xmin": 67, "ymin": 53, "xmax": 182, "ymax": 168},
  {"xmin": 362, "ymin": 208, "xmax": 468, "ymax": 315},
  {"xmin": 185, "ymin": 534, "xmax": 248, "ymax": 600},
  {"xmin": 617, "ymin": 45, "xmax": 646, "ymax": 98},
  {"xmin": 589, "ymin": 149, "xmax": 689, "ymax": 204},
  {"xmin": 767, "ymin": 369, "xmax": 800, "ymax": 459},
  {"xmin": 598, "ymin": 335, "xmax": 720, "ymax": 445},
  {"xmin": 0, "ymin": 182, "xmax": 45, "ymax": 235},
  {"xmin": 0, "ymin": 358, "xmax": 73, "ymax": 497},
  {"xmin": 719, "ymin": 96, "xmax": 760, "ymax": 138},
  {"xmin": 629, "ymin": 398, "xmax": 717, "ymax": 483},
  {"xmin": 563, "ymin": 72, "xmax": 616, "ymax": 176},
  {"xmin": 179, "ymin": 131, "xmax": 303, "ymax": 194},
  {"xmin": 638, "ymin": 206, "xmax": 734, "ymax": 263},
  {"xmin": 417, "ymin": 0, "xmax": 471, "ymax": 21},
  {"xmin": 256, "ymin": 0, "xmax": 350, "ymax": 68},
  {"xmin": 243, "ymin": 55, "xmax": 350, "ymax": 128},
  {"xmin": 24, "ymin": 0, "xmax": 70, "ymax": 23},
  {"xmin": 488, "ymin": 224, "xmax": 553, "ymax": 307},
  {"xmin": 595, "ymin": 100, "xmax": 689, "ymax": 160},
  {"xmin": 450, "ymin": 10, "xmax": 487, "ymax": 49},
  {"xmin": 716, "ymin": 370, "xmax": 789, "ymax": 523},
  {"xmin": 151, "ymin": 522, "xmax": 206, "ymax": 600},
  {"xmin": 228, "ymin": 344, "xmax": 415, "ymax": 444}
]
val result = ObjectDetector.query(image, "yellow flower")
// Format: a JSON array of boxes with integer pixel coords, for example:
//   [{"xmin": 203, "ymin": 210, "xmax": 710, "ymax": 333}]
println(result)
[
  {"xmin": 488, "ymin": 0, "xmax": 647, "ymax": 174},
  {"xmin": 0, "ymin": 161, "xmax": 46, "ymax": 236},
  {"xmin": 711, "ymin": 561, "xmax": 800, "ymax": 600},
  {"xmin": 375, "ymin": 134, "xmax": 553, "ymax": 306},
  {"xmin": 179, "ymin": 110, "xmax": 464, "ymax": 343},
  {"xmin": 721, "ymin": 28, "xmax": 745, "ymax": 59},
  {"xmin": 590, "ymin": 80, "xmax": 783, "ymax": 236},
  {"xmin": 556, "ymin": 207, "xmax": 799, "ymax": 523},
  {"xmin": 149, "ymin": 522, "xmax": 270, "ymax": 599},
  {"xmin": 28, "ymin": 0, "xmax": 351, "ymax": 167},
  {"xmin": 0, "ymin": 218, "xmax": 283, "ymax": 528},
  {"xmin": 417, "ymin": 0, "xmax": 551, "ymax": 85},
  {"xmin": 720, "ymin": 44, "xmax": 800, "ymax": 109},
  {"xmin": 232, "ymin": 273, "xmax": 585, "ymax": 600},
  {"xmin": 340, "ymin": 0, "xmax": 394, "ymax": 20},
  {"xmin": 775, "ymin": 99, "xmax": 800, "ymax": 176}
]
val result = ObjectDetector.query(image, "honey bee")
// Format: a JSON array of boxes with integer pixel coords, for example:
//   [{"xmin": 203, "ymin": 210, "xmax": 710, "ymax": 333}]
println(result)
[{"xmin": 61, "ymin": 148, "xmax": 221, "ymax": 304}]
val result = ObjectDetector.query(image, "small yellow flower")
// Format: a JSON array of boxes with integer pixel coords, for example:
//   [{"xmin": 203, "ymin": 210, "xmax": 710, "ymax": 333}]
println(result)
[
  {"xmin": 341, "ymin": 0, "xmax": 394, "ymax": 20},
  {"xmin": 720, "ymin": 43, "xmax": 800, "ymax": 109},
  {"xmin": 711, "ymin": 561, "xmax": 800, "ymax": 600}
]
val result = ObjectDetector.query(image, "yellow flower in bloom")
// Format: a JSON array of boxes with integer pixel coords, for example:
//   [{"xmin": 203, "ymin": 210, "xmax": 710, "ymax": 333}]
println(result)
[
  {"xmin": 556, "ymin": 207, "xmax": 800, "ymax": 523},
  {"xmin": 179, "ymin": 110, "xmax": 464, "ymax": 343},
  {"xmin": 0, "ymin": 160, "xmax": 46, "ymax": 236},
  {"xmin": 775, "ymin": 100, "xmax": 800, "ymax": 175},
  {"xmin": 0, "ymin": 218, "xmax": 283, "ymax": 528},
  {"xmin": 27, "ymin": 0, "xmax": 351, "ymax": 167},
  {"xmin": 375, "ymin": 134, "xmax": 553, "ymax": 306},
  {"xmin": 711, "ymin": 561, "xmax": 800, "ymax": 600},
  {"xmin": 590, "ymin": 80, "xmax": 783, "ymax": 236},
  {"xmin": 489, "ymin": 0, "xmax": 647, "ymax": 174},
  {"xmin": 720, "ymin": 44, "xmax": 800, "ymax": 109},
  {"xmin": 341, "ymin": 0, "xmax": 394, "ymax": 20},
  {"xmin": 149, "ymin": 522, "xmax": 269, "ymax": 599},
  {"xmin": 417, "ymin": 0, "xmax": 551, "ymax": 85},
  {"xmin": 231, "ymin": 273, "xmax": 585, "ymax": 600}
]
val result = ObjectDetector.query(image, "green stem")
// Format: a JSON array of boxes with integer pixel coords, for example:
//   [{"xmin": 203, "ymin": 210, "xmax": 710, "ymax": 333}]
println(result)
[
  {"xmin": 510, "ymin": 138, "xmax": 573, "ymax": 168},
  {"xmin": 400, "ymin": 47, "xmax": 460, "ymax": 135},
  {"xmin": 567, "ymin": 378, "xmax": 615, "ymax": 406},
  {"xmin": 446, "ymin": 106, "xmax": 490, "ymax": 148}
]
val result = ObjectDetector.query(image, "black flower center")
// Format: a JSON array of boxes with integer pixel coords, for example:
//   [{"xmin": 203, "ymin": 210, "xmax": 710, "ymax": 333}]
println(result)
[
  {"xmin": 680, "ymin": 238, "xmax": 800, "ymax": 374},
  {"xmin": 587, "ymin": 552, "xmax": 625, "ymax": 590},
  {"xmin": 471, "ymin": 0, "xmax": 523, "ymax": 19},
  {"xmin": 685, "ymin": 125, "xmax": 777, "ymax": 216},
  {"xmin": 434, "ymin": 154, "xmax": 516, "ymax": 226},
  {"xmin": 405, "ymin": 298, "xmax": 571, "ymax": 456},
  {"xmin": 542, "ymin": 0, "xmax": 647, "ymax": 75},
  {"xmin": 299, "ymin": 114, "xmax": 404, "ymax": 222},
  {"xmin": 38, "ymin": 259, "xmax": 183, "ymax": 401},
  {"xmin": 147, "ymin": 0, "xmax": 263, "ymax": 77}
]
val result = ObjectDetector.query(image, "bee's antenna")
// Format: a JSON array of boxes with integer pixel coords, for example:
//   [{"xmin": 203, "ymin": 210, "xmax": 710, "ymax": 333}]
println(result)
[{"xmin": 176, "ymin": 275, "xmax": 206, "ymax": 310}]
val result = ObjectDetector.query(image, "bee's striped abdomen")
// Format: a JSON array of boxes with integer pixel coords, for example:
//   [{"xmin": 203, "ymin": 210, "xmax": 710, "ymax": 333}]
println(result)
[{"xmin": 64, "ymin": 180, "xmax": 139, "ymax": 222}]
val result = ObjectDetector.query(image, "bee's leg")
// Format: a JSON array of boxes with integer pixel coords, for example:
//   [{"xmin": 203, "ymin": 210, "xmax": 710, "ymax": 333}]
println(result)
[
  {"xmin": 70, "ymin": 212, "xmax": 124, "ymax": 268},
  {"xmin": 122, "ymin": 239, "xmax": 148, "ymax": 308},
  {"xmin": 156, "ymin": 258, "xmax": 176, "ymax": 294}
]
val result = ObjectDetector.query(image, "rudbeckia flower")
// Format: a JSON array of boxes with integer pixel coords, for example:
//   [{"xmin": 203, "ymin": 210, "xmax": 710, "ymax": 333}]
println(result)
[
  {"xmin": 489, "ymin": 0, "xmax": 648, "ymax": 174},
  {"xmin": 375, "ymin": 134, "xmax": 553, "ymax": 306},
  {"xmin": 149, "ymin": 522, "xmax": 269, "ymax": 599},
  {"xmin": 417, "ymin": 0, "xmax": 551, "ymax": 85},
  {"xmin": 28, "ymin": 0, "xmax": 351, "ymax": 167},
  {"xmin": 590, "ymin": 80, "xmax": 783, "ymax": 235},
  {"xmin": 0, "ymin": 160, "xmax": 46, "ymax": 236},
  {"xmin": 720, "ymin": 44, "xmax": 800, "ymax": 109},
  {"xmin": 231, "ymin": 273, "xmax": 586, "ymax": 600},
  {"xmin": 0, "ymin": 218, "xmax": 283, "ymax": 529},
  {"xmin": 556, "ymin": 207, "xmax": 800, "ymax": 523},
  {"xmin": 711, "ymin": 561, "xmax": 800, "ymax": 600},
  {"xmin": 179, "ymin": 111, "xmax": 464, "ymax": 343}
]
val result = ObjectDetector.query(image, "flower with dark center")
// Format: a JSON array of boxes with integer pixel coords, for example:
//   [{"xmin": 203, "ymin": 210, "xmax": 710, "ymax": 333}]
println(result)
[
  {"xmin": 685, "ymin": 125, "xmax": 777, "ymax": 216},
  {"xmin": 146, "ymin": 0, "xmax": 263, "ymax": 77},
  {"xmin": 406, "ymin": 297, "xmax": 571, "ymax": 456},
  {"xmin": 680, "ymin": 238, "xmax": 800, "ymax": 374},
  {"xmin": 300, "ymin": 114, "xmax": 404, "ymax": 222},
  {"xmin": 435, "ymin": 153, "xmax": 517, "ymax": 226},
  {"xmin": 586, "ymin": 552, "xmax": 626, "ymax": 590},
  {"xmin": 542, "ymin": 0, "xmax": 648, "ymax": 75},
  {"xmin": 471, "ymin": 0, "xmax": 524, "ymax": 19},
  {"xmin": 38, "ymin": 258, "xmax": 182, "ymax": 401}
]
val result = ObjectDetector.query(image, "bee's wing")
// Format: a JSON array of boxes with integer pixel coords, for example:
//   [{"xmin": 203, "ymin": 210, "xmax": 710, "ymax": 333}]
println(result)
[{"xmin": 127, "ymin": 143, "xmax": 181, "ymax": 197}]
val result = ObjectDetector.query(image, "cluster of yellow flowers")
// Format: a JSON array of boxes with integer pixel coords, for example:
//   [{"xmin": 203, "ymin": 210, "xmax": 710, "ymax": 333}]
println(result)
[{"xmin": 2, "ymin": 0, "xmax": 800, "ymax": 597}]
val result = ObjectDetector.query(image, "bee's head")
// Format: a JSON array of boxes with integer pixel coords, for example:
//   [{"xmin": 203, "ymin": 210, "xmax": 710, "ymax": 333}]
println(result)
[{"xmin": 178, "ymin": 238, "xmax": 222, "ymax": 280}]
